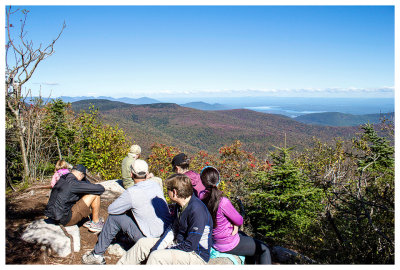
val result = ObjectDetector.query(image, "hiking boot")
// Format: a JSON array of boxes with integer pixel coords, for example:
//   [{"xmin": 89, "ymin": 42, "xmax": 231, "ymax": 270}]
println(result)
[
  {"xmin": 82, "ymin": 250, "xmax": 105, "ymax": 265},
  {"xmin": 88, "ymin": 219, "xmax": 105, "ymax": 233}
]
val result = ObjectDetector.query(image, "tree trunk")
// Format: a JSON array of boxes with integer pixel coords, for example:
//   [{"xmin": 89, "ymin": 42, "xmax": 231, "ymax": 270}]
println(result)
[
  {"xmin": 16, "ymin": 112, "xmax": 30, "ymax": 182},
  {"xmin": 56, "ymin": 137, "xmax": 62, "ymax": 160}
]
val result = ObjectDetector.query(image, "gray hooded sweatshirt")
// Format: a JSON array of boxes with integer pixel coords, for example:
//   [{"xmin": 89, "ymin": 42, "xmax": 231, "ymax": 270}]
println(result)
[{"xmin": 108, "ymin": 178, "xmax": 172, "ymax": 237}]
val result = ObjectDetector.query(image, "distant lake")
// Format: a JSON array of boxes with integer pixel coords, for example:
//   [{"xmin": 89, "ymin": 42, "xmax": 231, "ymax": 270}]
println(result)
[
  {"xmin": 245, "ymin": 106, "xmax": 328, "ymax": 118},
  {"xmin": 242, "ymin": 98, "xmax": 394, "ymax": 118}
]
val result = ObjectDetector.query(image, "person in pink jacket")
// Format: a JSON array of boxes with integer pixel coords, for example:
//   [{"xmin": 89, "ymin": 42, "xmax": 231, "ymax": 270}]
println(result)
[
  {"xmin": 199, "ymin": 166, "xmax": 271, "ymax": 264},
  {"xmin": 50, "ymin": 160, "xmax": 70, "ymax": 188},
  {"xmin": 171, "ymin": 153, "xmax": 205, "ymax": 197}
]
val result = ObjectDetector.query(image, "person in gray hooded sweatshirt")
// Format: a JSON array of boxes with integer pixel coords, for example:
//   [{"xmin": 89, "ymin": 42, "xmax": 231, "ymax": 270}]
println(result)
[{"xmin": 82, "ymin": 159, "xmax": 172, "ymax": 264}]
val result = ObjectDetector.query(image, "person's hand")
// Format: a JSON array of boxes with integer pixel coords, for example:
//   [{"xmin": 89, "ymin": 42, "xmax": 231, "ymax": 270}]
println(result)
[
  {"xmin": 147, "ymin": 173, "xmax": 154, "ymax": 179},
  {"xmin": 231, "ymin": 225, "xmax": 239, "ymax": 236}
]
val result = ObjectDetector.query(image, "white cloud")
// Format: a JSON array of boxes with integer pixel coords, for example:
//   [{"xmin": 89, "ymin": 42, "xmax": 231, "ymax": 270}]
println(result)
[
  {"xmin": 33, "ymin": 82, "xmax": 59, "ymax": 86},
  {"xmin": 153, "ymin": 87, "xmax": 394, "ymax": 96}
]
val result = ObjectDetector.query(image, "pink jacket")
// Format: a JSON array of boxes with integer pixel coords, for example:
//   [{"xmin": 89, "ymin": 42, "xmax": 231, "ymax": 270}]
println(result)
[
  {"xmin": 203, "ymin": 195, "xmax": 244, "ymax": 252},
  {"xmin": 51, "ymin": 168, "xmax": 70, "ymax": 187},
  {"xmin": 184, "ymin": 170, "xmax": 206, "ymax": 197}
]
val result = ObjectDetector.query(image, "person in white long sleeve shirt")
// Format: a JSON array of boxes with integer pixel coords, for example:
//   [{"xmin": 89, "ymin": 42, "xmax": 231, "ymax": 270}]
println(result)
[{"xmin": 82, "ymin": 159, "xmax": 172, "ymax": 264}]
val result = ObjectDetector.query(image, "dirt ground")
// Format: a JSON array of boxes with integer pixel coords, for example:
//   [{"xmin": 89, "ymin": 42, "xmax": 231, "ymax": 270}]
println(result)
[{"xmin": 5, "ymin": 180, "xmax": 123, "ymax": 265}]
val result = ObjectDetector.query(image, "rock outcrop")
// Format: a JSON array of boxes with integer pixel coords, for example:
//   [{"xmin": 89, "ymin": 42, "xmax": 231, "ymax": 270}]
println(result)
[{"xmin": 21, "ymin": 219, "xmax": 80, "ymax": 257}]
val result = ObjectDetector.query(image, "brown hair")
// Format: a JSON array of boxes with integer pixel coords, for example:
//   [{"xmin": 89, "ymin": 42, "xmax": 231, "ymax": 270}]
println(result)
[
  {"xmin": 165, "ymin": 173, "xmax": 193, "ymax": 199},
  {"xmin": 55, "ymin": 160, "xmax": 68, "ymax": 171}
]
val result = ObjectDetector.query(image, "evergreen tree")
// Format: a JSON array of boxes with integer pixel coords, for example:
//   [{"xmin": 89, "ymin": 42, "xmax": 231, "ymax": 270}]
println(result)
[
  {"xmin": 43, "ymin": 99, "xmax": 75, "ymax": 159},
  {"xmin": 248, "ymin": 146, "xmax": 323, "ymax": 245}
]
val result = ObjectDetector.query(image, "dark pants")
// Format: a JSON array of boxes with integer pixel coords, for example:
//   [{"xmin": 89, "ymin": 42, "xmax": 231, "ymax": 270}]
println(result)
[
  {"xmin": 94, "ymin": 212, "xmax": 145, "ymax": 255},
  {"xmin": 227, "ymin": 233, "xmax": 272, "ymax": 264}
]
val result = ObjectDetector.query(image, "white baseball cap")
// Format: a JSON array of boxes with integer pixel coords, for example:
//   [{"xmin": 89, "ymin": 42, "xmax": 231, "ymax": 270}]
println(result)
[
  {"xmin": 131, "ymin": 159, "xmax": 148, "ymax": 176},
  {"xmin": 129, "ymin": 144, "xmax": 141, "ymax": 155}
]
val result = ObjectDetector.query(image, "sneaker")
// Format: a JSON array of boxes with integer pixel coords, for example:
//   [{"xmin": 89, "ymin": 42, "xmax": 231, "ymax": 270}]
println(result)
[
  {"xmin": 84, "ymin": 217, "xmax": 104, "ymax": 230},
  {"xmin": 88, "ymin": 219, "xmax": 105, "ymax": 233},
  {"xmin": 82, "ymin": 219, "xmax": 92, "ymax": 229},
  {"xmin": 82, "ymin": 250, "xmax": 105, "ymax": 265}
]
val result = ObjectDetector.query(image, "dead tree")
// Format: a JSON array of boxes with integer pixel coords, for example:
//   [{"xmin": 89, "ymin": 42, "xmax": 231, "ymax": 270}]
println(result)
[{"xmin": 5, "ymin": 6, "xmax": 66, "ymax": 182}]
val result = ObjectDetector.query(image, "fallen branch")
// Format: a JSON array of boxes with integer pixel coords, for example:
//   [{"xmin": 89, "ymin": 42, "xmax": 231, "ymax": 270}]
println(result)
[
  {"xmin": 24, "ymin": 184, "xmax": 52, "ymax": 192},
  {"xmin": 59, "ymin": 224, "xmax": 74, "ymax": 263}
]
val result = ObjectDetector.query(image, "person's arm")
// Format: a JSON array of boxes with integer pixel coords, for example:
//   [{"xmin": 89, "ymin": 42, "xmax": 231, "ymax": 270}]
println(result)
[
  {"xmin": 108, "ymin": 189, "xmax": 133, "ymax": 214},
  {"xmin": 231, "ymin": 225, "xmax": 239, "ymax": 236},
  {"xmin": 70, "ymin": 180, "xmax": 105, "ymax": 195},
  {"xmin": 220, "ymin": 197, "xmax": 243, "ymax": 226},
  {"xmin": 50, "ymin": 173, "xmax": 59, "ymax": 188}
]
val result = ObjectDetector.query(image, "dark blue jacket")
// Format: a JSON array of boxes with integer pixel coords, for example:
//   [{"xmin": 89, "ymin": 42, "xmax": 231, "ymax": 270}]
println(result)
[
  {"xmin": 151, "ymin": 195, "xmax": 213, "ymax": 262},
  {"xmin": 44, "ymin": 173, "xmax": 105, "ymax": 225}
]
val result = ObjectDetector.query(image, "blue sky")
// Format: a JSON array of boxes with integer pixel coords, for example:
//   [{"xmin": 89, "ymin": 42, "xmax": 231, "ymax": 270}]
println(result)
[{"xmin": 5, "ymin": 5, "xmax": 395, "ymax": 100}]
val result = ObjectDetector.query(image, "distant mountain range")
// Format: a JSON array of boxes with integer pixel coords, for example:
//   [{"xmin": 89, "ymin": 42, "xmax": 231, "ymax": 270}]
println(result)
[
  {"xmin": 54, "ymin": 96, "xmax": 227, "ymax": 110},
  {"xmin": 70, "ymin": 99, "xmax": 362, "ymax": 157},
  {"xmin": 40, "ymin": 96, "xmax": 161, "ymax": 105},
  {"xmin": 180, "ymin": 102, "xmax": 228, "ymax": 110},
  {"xmin": 67, "ymin": 96, "xmax": 394, "ymax": 127},
  {"xmin": 295, "ymin": 112, "xmax": 394, "ymax": 127}
]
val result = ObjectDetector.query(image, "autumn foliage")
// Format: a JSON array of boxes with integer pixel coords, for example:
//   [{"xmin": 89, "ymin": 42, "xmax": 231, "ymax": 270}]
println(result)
[{"xmin": 6, "ymin": 99, "xmax": 394, "ymax": 264}]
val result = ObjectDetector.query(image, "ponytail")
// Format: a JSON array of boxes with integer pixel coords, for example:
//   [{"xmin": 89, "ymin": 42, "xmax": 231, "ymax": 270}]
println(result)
[
  {"xmin": 200, "ymin": 166, "xmax": 222, "ymax": 226},
  {"xmin": 202, "ymin": 186, "xmax": 222, "ymax": 226}
]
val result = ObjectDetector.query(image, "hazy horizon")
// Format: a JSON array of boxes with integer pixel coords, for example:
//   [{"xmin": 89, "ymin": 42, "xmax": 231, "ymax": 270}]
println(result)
[{"xmin": 43, "ymin": 95, "xmax": 394, "ymax": 116}]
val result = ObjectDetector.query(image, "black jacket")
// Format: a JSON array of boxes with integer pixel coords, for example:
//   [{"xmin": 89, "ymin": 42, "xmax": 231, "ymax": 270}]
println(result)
[{"xmin": 44, "ymin": 173, "xmax": 105, "ymax": 225}]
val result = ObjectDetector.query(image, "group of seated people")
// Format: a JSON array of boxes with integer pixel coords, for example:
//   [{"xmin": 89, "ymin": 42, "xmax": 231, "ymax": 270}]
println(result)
[{"xmin": 44, "ymin": 145, "xmax": 272, "ymax": 265}]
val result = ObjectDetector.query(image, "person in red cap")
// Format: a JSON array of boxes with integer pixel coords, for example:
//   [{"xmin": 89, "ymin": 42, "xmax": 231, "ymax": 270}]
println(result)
[{"xmin": 45, "ymin": 164, "xmax": 105, "ymax": 233}]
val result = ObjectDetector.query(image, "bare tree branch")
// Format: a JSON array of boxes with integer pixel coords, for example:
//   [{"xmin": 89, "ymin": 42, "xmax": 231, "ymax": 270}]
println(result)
[{"xmin": 5, "ymin": 6, "xmax": 65, "ymax": 182}]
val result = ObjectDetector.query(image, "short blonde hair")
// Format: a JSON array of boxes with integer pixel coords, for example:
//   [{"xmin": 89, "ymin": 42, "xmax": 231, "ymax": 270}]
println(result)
[{"xmin": 55, "ymin": 160, "xmax": 68, "ymax": 171}]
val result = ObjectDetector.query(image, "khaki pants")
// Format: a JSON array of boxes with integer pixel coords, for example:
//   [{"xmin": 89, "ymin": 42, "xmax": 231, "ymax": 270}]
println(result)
[{"xmin": 117, "ymin": 237, "xmax": 206, "ymax": 265}]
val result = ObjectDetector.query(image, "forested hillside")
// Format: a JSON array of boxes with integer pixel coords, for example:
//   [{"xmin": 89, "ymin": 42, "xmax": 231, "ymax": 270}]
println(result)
[
  {"xmin": 71, "ymin": 99, "xmax": 360, "ymax": 157},
  {"xmin": 295, "ymin": 112, "xmax": 394, "ymax": 126}
]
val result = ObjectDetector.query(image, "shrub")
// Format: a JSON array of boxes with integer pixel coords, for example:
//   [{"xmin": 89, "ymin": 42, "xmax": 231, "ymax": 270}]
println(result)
[
  {"xmin": 70, "ymin": 106, "xmax": 130, "ymax": 180},
  {"xmin": 297, "ymin": 124, "xmax": 394, "ymax": 263}
]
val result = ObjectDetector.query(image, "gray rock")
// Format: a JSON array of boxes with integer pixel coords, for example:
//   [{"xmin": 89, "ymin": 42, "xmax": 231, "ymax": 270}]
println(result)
[
  {"xmin": 107, "ymin": 243, "xmax": 127, "ymax": 257},
  {"xmin": 271, "ymin": 245, "xmax": 317, "ymax": 264},
  {"xmin": 21, "ymin": 219, "xmax": 80, "ymax": 257},
  {"xmin": 99, "ymin": 179, "xmax": 125, "ymax": 200}
]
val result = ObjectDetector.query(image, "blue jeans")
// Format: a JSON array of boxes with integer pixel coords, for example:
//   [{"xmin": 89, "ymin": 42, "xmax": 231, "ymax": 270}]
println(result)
[{"xmin": 94, "ymin": 212, "xmax": 145, "ymax": 255}]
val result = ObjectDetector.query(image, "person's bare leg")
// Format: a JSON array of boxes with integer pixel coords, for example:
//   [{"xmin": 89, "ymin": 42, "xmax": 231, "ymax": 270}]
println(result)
[
  {"xmin": 82, "ymin": 194, "xmax": 101, "ymax": 223},
  {"xmin": 90, "ymin": 195, "xmax": 101, "ymax": 222}
]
